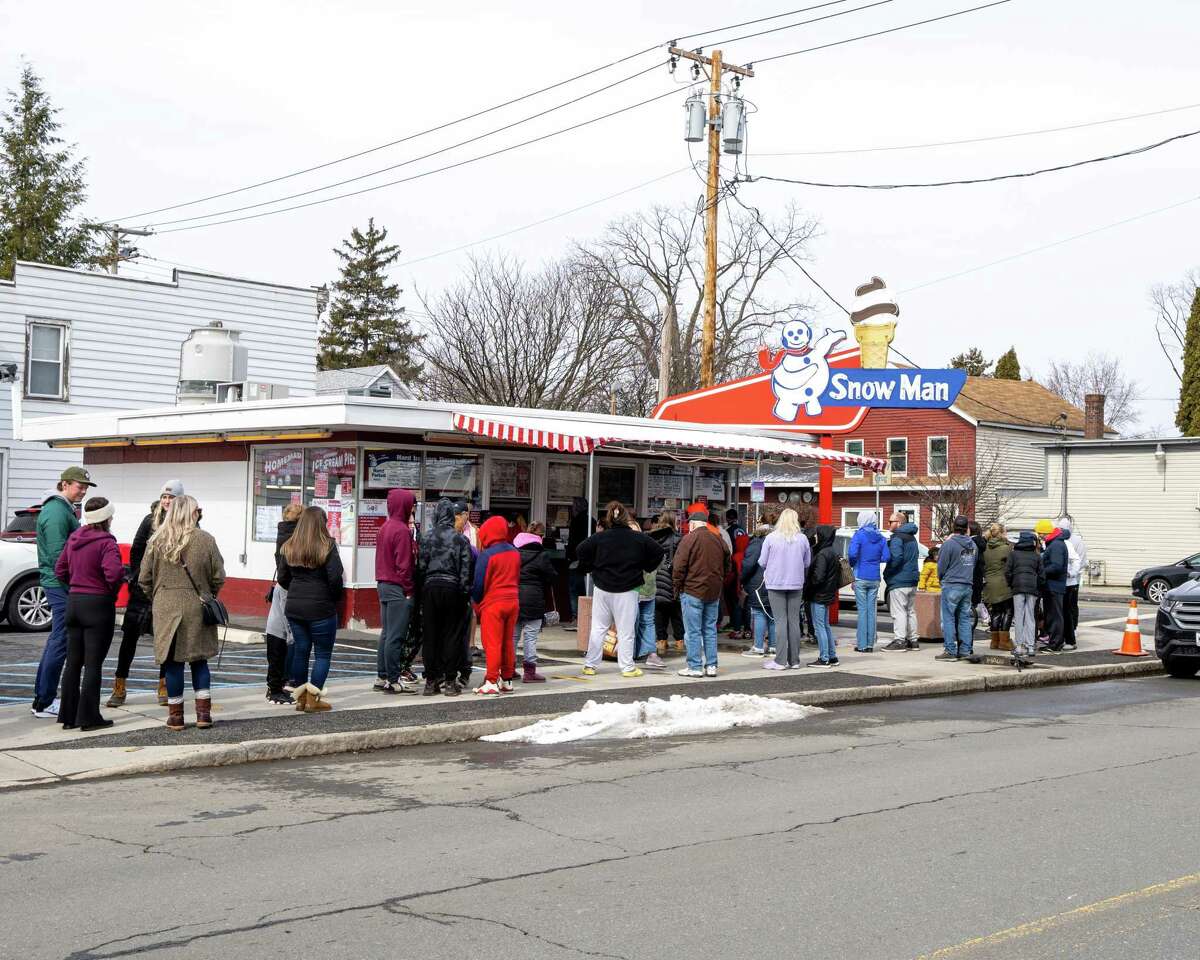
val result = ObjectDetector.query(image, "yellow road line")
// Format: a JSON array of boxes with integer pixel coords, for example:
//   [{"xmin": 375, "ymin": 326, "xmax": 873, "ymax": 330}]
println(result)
[{"xmin": 914, "ymin": 872, "xmax": 1200, "ymax": 958}]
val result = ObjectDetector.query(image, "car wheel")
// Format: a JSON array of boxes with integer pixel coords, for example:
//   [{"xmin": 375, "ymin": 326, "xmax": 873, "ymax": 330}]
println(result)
[
  {"xmin": 6, "ymin": 577, "xmax": 52, "ymax": 631},
  {"xmin": 1162, "ymin": 654, "xmax": 1200, "ymax": 679},
  {"xmin": 1145, "ymin": 578, "xmax": 1171, "ymax": 604}
]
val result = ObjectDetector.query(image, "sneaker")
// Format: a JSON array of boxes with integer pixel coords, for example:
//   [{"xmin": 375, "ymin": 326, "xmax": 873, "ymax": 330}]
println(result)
[
  {"xmin": 267, "ymin": 691, "xmax": 295, "ymax": 705},
  {"xmin": 400, "ymin": 670, "xmax": 419, "ymax": 685},
  {"xmin": 581, "ymin": 666, "xmax": 597, "ymax": 677},
  {"xmin": 934, "ymin": 652, "xmax": 959, "ymax": 661},
  {"xmin": 762, "ymin": 660, "xmax": 786, "ymax": 671},
  {"xmin": 906, "ymin": 640, "xmax": 921, "ymax": 650},
  {"xmin": 766, "ymin": 646, "xmax": 777, "ymax": 656},
  {"xmin": 382, "ymin": 681, "xmax": 414, "ymax": 695},
  {"xmin": 422, "ymin": 680, "xmax": 441, "ymax": 696},
  {"xmin": 807, "ymin": 658, "xmax": 831, "ymax": 667},
  {"xmin": 563, "ymin": 623, "xmax": 577, "ymax": 632},
  {"xmin": 882, "ymin": 639, "xmax": 908, "ymax": 651},
  {"xmin": 32, "ymin": 698, "xmax": 60, "ymax": 719},
  {"xmin": 741, "ymin": 648, "xmax": 766, "ymax": 658},
  {"xmin": 703, "ymin": 665, "xmax": 717, "ymax": 677},
  {"xmin": 443, "ymin": 681, "xmax": 462, "ymax": 697},
  {"xmin": 1063, "ymin": 643, "xmax": 1077, "ymax": 651},
  {"xmin": 828, "ymin": 658, "xmax": 840, "ymax": 666},
  {"xmin": 621, "ymin": 667, "xmax": 644, "ymax": 679},
  {"xmin": 644, "ymin": 653, "xmax": 666, "ymax": 670},
  {"xmin": 372, "ymin": 678, "xmax": 388, "ymax": 692},
  {"xmin": 677, "ymin": 667, "xmax": 703, "ymax": 678},
  {"xmin": 474, "ymin": 681, "xmax": 501, "ymax": 695},
  {"xmin": 499, "ymin": 678, "xmax": 515, "ymax": 693},
  {"xmin": 787, "ymin": 662, "xmax": 803, "ymax": 669}
]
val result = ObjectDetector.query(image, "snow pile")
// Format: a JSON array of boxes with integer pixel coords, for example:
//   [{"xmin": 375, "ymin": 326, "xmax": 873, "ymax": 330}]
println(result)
[{"xmin": 482, "ymin": 694, "xmax": 824, "ymax": 744}]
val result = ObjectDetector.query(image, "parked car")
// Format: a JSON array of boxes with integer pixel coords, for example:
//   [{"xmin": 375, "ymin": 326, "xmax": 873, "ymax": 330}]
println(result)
[
  {"xmin": 1154, "ymin": 578, "xmax": 1200, "ymax": 678},
  {"xmin": 0, "ymin": 505, "xmax": 41, "ymax": 544},
  {"xmin": 1132, "ymin": 553, "xmax": 1200, "ymax": 605},
  {"xmin": 0, "ymin": 540, "xmax": 51, "ymax": 631},
  {"xmin": 834, "ymin": 527, "xmax": 929, "ymax": 606}
]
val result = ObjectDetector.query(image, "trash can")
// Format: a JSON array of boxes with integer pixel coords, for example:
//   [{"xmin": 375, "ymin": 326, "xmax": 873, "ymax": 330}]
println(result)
[{"xmin": 915, "ymin": 591, "xmax": 943, "ymax": 640}]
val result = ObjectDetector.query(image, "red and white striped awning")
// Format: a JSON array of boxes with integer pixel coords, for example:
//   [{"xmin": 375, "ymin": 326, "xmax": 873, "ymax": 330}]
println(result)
[{"xmin": 450, "ymin": 410, "xmax": 886, "ymax": 472}]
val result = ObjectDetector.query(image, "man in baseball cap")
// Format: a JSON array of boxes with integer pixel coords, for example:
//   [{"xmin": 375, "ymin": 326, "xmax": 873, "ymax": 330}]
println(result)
[{"xmin": 31, "ymin": 466, "xmax": 97, "ymax": 717}]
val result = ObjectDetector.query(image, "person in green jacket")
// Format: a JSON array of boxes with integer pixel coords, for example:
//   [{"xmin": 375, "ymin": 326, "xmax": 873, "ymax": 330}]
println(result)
[{"xmin": 32, "ymin": 466, "xmax": 95, "ymax": 718}]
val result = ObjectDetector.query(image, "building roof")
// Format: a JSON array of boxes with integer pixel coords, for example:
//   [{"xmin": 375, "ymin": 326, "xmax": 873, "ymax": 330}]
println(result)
[
  {"xmin": 315, "ymin": 365, "xmax": 410, "ymax": 397},
  {"xmin": 954, "ymin": 377, "xmax": 1100, "ymax": 433},
  {"xmin": 736, "ymin": 464, "xmax": 818, "ymax": 486}
]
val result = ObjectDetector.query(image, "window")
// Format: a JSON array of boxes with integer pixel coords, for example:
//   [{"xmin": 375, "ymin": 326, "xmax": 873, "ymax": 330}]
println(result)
[
  {"xmin": 305, "ymin": 447, "xmax": 358, "ymax": 546},
  {"xmin": 598, "ymin": 464, "xmax": 636, "ymax": 511},
  {"xmin": 893, "ymin": 504, "xmax": 919, "ymax": 527},
  {"xmin": 26, "ymin": 320, "xmax": 68, "ymax": 400},
  {"xmin": 844, "ymin": 439, "xmax": 864, "ymax": 478},
  {"xmin": 367, "ymin": 384, "xmax": 392, "ymax": 398},
  {"xmin": 887, "ymin": 437, "xmax": 908, "ymax": 477},
  {"xmin": 547, "ymin": 461, "xmax": 587, "ymax": 532},
  {"xmin": 928, "ymin": 436, "xmax": 949, "ymax": 476},
  {"xmin": 842, "ymin": 507, "xmax": 881, "ymax": 528}
]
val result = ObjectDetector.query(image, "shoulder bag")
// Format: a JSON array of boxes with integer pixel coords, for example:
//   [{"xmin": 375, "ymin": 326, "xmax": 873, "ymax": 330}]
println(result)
[{"xmin": 183, "ymin": 563, "xmax": 230, "ymax": 627}]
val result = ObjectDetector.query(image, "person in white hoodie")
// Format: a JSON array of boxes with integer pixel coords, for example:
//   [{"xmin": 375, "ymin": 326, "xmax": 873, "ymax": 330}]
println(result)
[{"xmin": 1058, "ymin": 516, "xmax": 1087, "ymax": 651}]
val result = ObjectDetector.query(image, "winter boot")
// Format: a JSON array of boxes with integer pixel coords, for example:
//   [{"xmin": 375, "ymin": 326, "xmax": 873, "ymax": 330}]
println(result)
[
  {"xmin": 106, "ymin": 677, "xmax": 127, "ymax": 707},
  {"xmin": 156, "ymin": 677, "xmax": 168, "ymax": 706},
  {"xmin": 195, "ymin": 696, "xmax": 213, "ymax": 729},
  {"xmin": 304, "ymin": 687, "xmax": 332, "ymax": 713},
  {"xmin": 989, "ymin": 630, "xmax": 1001, "ymax": 649},
  {"xmin": 166, "ymin": 702, "xmax": 185, "ymax": 731},
  {"xmin": 997, "ymin": 630, "xmax": 1013, "ymax": 652},
  {"xmin": 522, "ymin": 661, "xmax": 546, "ymax": 683},
  {"xmin": 293, "ymin": 683, "xmax": 311, "ymax": 712}
]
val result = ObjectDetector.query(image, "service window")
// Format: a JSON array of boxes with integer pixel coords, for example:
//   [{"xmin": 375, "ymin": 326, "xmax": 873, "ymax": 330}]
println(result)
[
  {"xmin": 252, "ymin": 448, "xmax": 304, "ymax": 541},
  {"xmin": 546, "ymin": 461, "xmax": 586, "ymax": 537},
  {"xmin": 360, "ymin": 449, "xmax": 422, "ymax": 547},
  {"xmin": 598, "ymin": 464, "xmax": 636, "ymax": 513},
  {"xmin": 425, "ymin": 453, "xmax": 480, "ymax": 506},
  {"xmin": 695, "ymin": 468, "xmax": 729, "ymax": 505},
  {"xmin": 646, "ymin": 464, "xmax": 693, "ymax": 516},
  {"xmin": 306, "ymin": 447, "xmax": 358, "ymax": 546}
]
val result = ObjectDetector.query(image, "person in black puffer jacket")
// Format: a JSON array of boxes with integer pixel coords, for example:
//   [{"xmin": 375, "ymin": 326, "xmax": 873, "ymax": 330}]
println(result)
[
  {"xmin": 739, "ymin": 517, "xmax": 776, "ymax": 656},
  {"xmin": 649, "ymin": 512, "xmax": 683, "ymax": 650},
  {"xmin": 514, "ymin": 523, "xmax": 555, "ymax": 683},
  {"xmin": 1005, "ymin": 530, "xmax": 1044, "ymax": 663},
  {"xmin": 416, "ymin": 498, "xmax": 474, "ymax": 695},
  {"xmin": 806, "ymin": 525, "xmax": 842, "ymax": 666}
]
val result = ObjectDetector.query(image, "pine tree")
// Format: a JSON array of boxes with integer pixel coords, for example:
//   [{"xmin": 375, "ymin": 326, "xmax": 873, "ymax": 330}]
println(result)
[
  {"xmin": 318, "ymin": 218, "xmax": 422, "ymax": 379},
  {"xmin": 1176, "ymin": 288, "xmax": 1200, "ymax": 435},
  {"xmin": 0, "ymin": 65, "xmax": 92, "ymax": 279},
  {"xmin": 993, "ymin": 346, "xmax": 1021, "ymax": 380},
  {"xmin": 949, "ymin": 347, "xmax": 991, "ymax": 377}
]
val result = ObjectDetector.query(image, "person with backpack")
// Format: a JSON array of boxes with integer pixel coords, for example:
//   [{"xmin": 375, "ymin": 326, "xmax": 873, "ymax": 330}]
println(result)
[
  {"xmin": 807, "ymin": 524, "xmax": 842, "ymax": 666},
  {"xmin": 54, "ymin": 496, "xmax": 125, "ymax": 731},
  {"xmin": 759, "ymin": 508, "xmax": 811, "ymax": 670},
  {"xmin": 278, "ymin": 506, "xmax": 344, "ymax": 713},
  {"xmin": 649, "ymin": 512, "xmax": 684, "ymax": 654},
  {"xmin": 417, "ymin": 499, "xmax": 473, "ymax": 696},
  {"xmin": 882, "ymin": 512, "xmax": 920, "ymax": 652},
  {"xmin": 374, "ymin": 488, "xmax": 417, "ymax": 695},
  {"xmin": 263, "ymin": 502, "xmax": 302, "ymax": 705},
  {"xmin": 848, "ymin": 511, "xmax": 887, "ymax": 653},
  {"xmin": 739, "ymin": 515, "xmax": 776, "ymax": 657},
  {"xmin": 514, "ymin": 522, "xmax": 555, "ymax": 683},
  {"xmin": 1005, "ymin": 530, "xmax": 1044, "ymax": 666},
  {"xmin": 936, "ymin": 515, "xmax": 979, "ymax": 660}
]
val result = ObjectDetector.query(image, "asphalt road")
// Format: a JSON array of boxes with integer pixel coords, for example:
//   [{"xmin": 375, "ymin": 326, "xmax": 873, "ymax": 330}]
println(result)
[{"xmin": 3, "ymin": 674, "xmax": 1197, "ymax": 959}]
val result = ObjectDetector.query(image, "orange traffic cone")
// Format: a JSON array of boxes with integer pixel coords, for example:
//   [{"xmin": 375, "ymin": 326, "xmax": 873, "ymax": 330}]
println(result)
[{"xmin": 1114, "ymin": 598, "xmax": 1149, "ymax": 657}]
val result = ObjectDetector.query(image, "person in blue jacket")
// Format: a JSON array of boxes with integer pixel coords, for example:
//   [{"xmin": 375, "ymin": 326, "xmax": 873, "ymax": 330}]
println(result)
[
  {"xmin": 883, "ymin": 514, "xmax": 920, "ymax": 651},
  {"xmin": 848, "ymin": 511, "xmax": 887, "ymax": 653},
  {"xmin": 1038, "ymin": 519, "xmax": 1069, "ymax": 652}
]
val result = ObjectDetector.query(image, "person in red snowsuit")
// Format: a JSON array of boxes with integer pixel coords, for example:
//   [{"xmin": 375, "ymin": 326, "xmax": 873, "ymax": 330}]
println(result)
[{"xmin": 470, "ymin": 516, "xmax": 521, "ymax": 694}]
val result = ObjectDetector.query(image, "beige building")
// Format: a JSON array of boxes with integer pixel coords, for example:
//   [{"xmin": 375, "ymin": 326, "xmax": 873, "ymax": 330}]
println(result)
[{"xmin": 1005, "ymin": 437, "xmax": 1200, "ymax": 587}]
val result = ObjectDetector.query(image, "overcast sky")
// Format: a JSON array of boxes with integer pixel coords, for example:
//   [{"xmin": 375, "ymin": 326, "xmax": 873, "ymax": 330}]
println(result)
[{"xmin": 2, "ymin": 0, "xmax": 1195, "ymax": 432}]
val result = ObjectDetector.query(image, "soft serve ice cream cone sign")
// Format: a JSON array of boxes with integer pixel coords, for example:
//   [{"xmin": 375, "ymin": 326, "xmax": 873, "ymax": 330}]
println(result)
[{"xmin": 653, "ymin": 276, "xmax": 966, "ymax": 433}]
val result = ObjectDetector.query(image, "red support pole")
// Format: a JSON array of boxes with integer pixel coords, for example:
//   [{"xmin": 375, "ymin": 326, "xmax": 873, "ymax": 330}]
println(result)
[{"xmin": 819, "ymin": 434, "xmax": 838, "ymax": 625}]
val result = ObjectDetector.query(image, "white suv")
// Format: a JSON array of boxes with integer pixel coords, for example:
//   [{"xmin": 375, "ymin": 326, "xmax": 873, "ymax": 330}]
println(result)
[{"xmin": 0, "ymin": 540, "xmax": 51, "ymax": 631}]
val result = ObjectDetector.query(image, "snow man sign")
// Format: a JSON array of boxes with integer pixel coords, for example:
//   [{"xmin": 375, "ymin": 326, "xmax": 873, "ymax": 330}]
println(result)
[{"xmin": 652, "ymin": 277, "xmax": 964, "ymax": 434}]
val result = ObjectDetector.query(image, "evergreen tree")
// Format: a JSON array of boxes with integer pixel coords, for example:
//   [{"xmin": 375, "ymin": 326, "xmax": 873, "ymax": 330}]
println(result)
[
  {"xmin": 949, "ymin": 347, "xmax": 991, "ymax": 377},
  {"xmin": 0, "ymin": 65, "xmax": 92, "ymax": 279},
  {"xmin": 318, "ymin": 218, "xmax": 422, "ymax": 378},
  {"xmin": 993, "ymin": 346, "xmax": 1021, "ymax": 380},
  {"xmin": 1175, "ymin": 288, "xmax": 1200, "ymax": 435}
]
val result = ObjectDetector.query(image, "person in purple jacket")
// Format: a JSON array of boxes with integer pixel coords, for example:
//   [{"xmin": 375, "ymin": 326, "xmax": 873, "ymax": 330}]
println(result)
[
  {"xmin": 374, "ymin": 489, "xmax": 417, "ymax": 695},
  {"xmin": 53, "ymin": 497, "xmax": 126, "ymax": 731},
  {"xmin": 759, "ymin": 508, "xmax": 812, "ymax": 670}
]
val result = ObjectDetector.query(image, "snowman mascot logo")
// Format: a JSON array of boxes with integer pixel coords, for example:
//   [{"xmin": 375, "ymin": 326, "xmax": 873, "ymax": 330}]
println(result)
[{"xmin": 759, "ymin": 319, "xmax": 846, "ymax": 421}]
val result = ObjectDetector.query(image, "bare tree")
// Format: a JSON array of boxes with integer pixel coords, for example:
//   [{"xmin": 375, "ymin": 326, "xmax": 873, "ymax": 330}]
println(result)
[
  {"xmin": 1150, "ymin": 269, "xmax": 1200, "ymax": 382},
  {"xmin": 1040, "ymin": 352, "xmax": 1141, "ymax": 432},
  {"xmin": 416, "ymin": 254, "xmax": 624, "ymax": 410},
  {"xmin": 576, "ymin": 201, "xmax": 820, "ymax": 407},
  {"xmin": 902, "ymin": 436, "xmax": 1022, "ymax": 539}
]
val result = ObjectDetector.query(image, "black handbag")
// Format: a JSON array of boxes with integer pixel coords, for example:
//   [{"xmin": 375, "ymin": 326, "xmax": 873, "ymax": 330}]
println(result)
[{"xmin": 183, "ymin": 564, "xmax": 229, "ymax": 627}]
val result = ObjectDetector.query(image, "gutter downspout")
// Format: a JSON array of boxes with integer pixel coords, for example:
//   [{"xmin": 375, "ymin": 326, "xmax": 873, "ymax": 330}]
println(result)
[
  {"xmin": 10, "ymin": 382, "xmax": 22, "ymax": 442},
  {"xmin": 1060, "ymin": 447, "xmax": 1069, "ymax": 519}
]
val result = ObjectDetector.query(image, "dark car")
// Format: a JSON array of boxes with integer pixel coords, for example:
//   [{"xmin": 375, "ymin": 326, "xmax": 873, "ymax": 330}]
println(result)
[
  {"xmin": 0, "ymin": 506, "xmax": 40, "ymax": 544},
  {"xmin": 1132, "ymin": 553, "xmax": 1200, "ymax": 604},
  {"xmin": 1154, "ymin": 578, "xmax": 1200, "ymax": 678}
]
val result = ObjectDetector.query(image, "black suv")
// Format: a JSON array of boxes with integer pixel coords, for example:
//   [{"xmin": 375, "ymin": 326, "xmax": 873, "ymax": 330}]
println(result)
[{"xmin": 1154, "ymin": 578, "xmax": 1200, "ymax": 678}]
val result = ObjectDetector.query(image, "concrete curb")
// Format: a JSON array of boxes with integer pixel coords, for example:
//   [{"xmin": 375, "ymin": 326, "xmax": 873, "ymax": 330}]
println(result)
[{"xmin": 12, "ymin": 659, "xmax": 1165, "ymax": 789}]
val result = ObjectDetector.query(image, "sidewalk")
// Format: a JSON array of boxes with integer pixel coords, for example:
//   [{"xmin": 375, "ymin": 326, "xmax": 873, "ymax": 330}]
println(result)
[{"xmin": 0, "ymin": 619, "xmax": 1162, "ymax": 789}]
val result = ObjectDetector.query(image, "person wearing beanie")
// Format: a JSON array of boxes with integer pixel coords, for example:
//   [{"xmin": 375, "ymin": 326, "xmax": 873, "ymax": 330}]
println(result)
[
  {"xmin": 471, "ymin": 515, "xmax": 522, "ymax": 694},
  {"xmin": 514, "ymin": 523, "xmax": 555, "ymax": 682},
  {"xmin": 1057, "ymin": 516, "xmax": 1086, "ymax": 650},
  {"xmin": 936, "ymin": 515, "xmax": 979, "ymax": 660},
  {"xmin": 1005, "ymin": 530, "xmax": 1045, "ymax": 665},
  {"xmin": 847, "ymin": 510, "xmax": 886, "ymax": 653},
  {"xmin": 1038, "ymin": 520, "xmax": 1069, "ymax": 652}
]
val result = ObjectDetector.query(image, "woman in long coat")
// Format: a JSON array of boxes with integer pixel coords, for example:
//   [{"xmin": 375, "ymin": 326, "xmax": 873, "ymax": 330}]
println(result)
[{"xmin": 139, "ymin": 494, "xmax": 226, "ymax": 731}]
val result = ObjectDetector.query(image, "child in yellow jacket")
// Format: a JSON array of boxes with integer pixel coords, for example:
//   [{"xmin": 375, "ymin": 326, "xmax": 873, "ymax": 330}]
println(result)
[{"xmin": 919, "ymin": 546, "xmax": 941, "ymax": 592}]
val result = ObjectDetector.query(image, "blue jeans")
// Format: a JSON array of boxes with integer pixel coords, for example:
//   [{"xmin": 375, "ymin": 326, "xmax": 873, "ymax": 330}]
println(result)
[
  {"xmin": 635, "ymin": 599, "xmax": 657, "ymax": 659},
  {"xmin": 853, "ymin": 579, "xmax": 879, "ymax": 651},
  {"xmin": 680, "ymin": 593, "xmax": 719, "ymax": 670},
  {"xmin": 811, "ymin": 601, "xmax": 836, "ymax": 662},
  {"xmin": 164, "ymin": 659, "xmax": 212, "ymax": 700},
  {"xmin": 33, "ymin": 586, "xmax": 69, "ymax": 708},
  {"xmin": 377, "ymin": 584, "xmax": 413, "ymax": 682},
  {"xmin": 289, "ymin": 615, "xmax": 338, "ymax": 690},
  {"xmin": 941, "ymin": 583, "xmax": 974, "ymax": 655},
  {"xmin": 750, "ymin": 606, "xmax": 776, "ymax": 652}
]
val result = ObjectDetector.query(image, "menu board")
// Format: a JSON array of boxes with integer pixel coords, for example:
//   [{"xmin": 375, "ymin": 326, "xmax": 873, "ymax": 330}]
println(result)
[
  {"xmin": 647, "ymin": 465, "xmax": 692, "ymax": 501},
  {"xmin": 426, "ymin": 454, "xmax": 478, "ymax": 498},
  {"xmin": 695, "ymin": 468, "xmax": 728, "ymax": 502},
  {"xmin": 365, "ymin": 450, "xmax": 421, "ymax": 489},
  {"xmin": 491, "ymin": 459, "xmax": 531, "ymax": 499},
  {"xmin": 254, "ymin": 504, "xmax": 282, "ymax": 541},
  {"xmin": 311, "ymin": 497, "xmax": 356, "ymax": 547},
  {"xmin": 547, "ymin": 462, "xmax": 586, "ymax": 502}
]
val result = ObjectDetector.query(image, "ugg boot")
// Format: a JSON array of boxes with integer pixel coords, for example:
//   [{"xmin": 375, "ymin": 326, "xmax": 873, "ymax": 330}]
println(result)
[
  {"xmin": 156, "ymin": 677, "xmax": 168, "ymax": 706},
  {"xmin": 989, "ymin": 630, "xmax": 1001, "ymax": 649},
  {"xmin": 304, "ymin": 687, "xmax": 332, "ymax": 713},
  {"xmin": 523, "ymin": 661, "xmax": 546, "ymax": 683},
  {"xmin": 166, "ymin": 702, "xmax": 185, "ymax": 731},
  {"xmin": 997, "ymin": 630, "xmax": 1013, "ymax": 652},
  {"xmin": 293, "ymin": 683, "xmax": 311, "ymax": 712},
  {"xmin": 106, "ymin": 677, "xmax": 127, "ymax": 707},
  {"xmin": 195, "ymin": 696, "xmax": 213, "ymax": 728}
]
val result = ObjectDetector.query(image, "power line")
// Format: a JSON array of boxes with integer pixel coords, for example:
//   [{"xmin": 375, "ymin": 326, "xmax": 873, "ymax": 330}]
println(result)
[
  {"xmin": 674, "ymin": 0, "xmax": 861, "ymax": 42},
  {"xmin": 746, "ymin": 128, "xmax": 1200, "ymax": 189},
  {"xmin": 756, "ymin": 101, "xmax": 1200, "ymax": 157},
  {"xmin": 756, "ymin": 0, "xmax": 1017, "ymax": 63},
  {"xmin": 704, "ymin": 0, "xmax": 900, "ymax": 48}
]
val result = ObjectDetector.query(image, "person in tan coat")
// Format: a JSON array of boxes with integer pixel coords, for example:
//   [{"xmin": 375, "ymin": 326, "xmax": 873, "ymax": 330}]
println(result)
[{"xmin": 139, "ymin": 495, "xmax": 225, "ymax": 731}]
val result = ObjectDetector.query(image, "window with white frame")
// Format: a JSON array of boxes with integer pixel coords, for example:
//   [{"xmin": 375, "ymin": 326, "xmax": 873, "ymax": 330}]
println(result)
[
  {"xmin": 25, "ymin": 320, "xmax": 68, "ymax": 400},
  {"xmin": 844, "ymin": 439, "xmax": 864, "ymax": 478},
  {"xmin": 893, "ymin": 503, "xmax": 919, "ymax": 527},
  {"xmin": 842, "ymin": 507, "xmax": 880, "ymax": 528},
  {"xmin": 932, "ymin": 503, "xmax": 957, "ymax": 539},
  {"xmin": 887, "ymin": 437, "xmax": 908, "ymax": 476},
  {"xmin": 928, "ymin": 435, "xmax": 949, "ymax": 476}
]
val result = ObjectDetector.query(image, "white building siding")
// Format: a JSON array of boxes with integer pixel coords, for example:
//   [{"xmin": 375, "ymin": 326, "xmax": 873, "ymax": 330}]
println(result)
[
  {"xmin": 0, "ymin": 263, "xmax": 319, "ymax": 518},
  {"xmin": 978, "ymin": 424, "xmax": 1049, "ymax": 490},
  {"xmin": 1007, "ymin": 445, "xmax": 1200, "ymax": 586}
]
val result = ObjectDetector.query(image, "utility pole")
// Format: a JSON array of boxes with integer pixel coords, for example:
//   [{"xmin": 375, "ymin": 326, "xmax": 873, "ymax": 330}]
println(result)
[
  {"xmin": 669, "ymin": 46, "xmax": 753, "ymax": 388},
  {"xmin": 84, "ymin": 223, "xmax": 154, "ymax": 275},
  {"xmin": 658, "ymin": 301, "xmax": 676, "ymax": 404}
]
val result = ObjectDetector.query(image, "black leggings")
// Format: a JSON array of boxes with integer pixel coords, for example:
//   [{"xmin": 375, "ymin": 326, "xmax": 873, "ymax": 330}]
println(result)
[
  {"xmin": 655, "ymin": 600, "xmax": 683, "ymax": 643},
  {"xmin": 421, "ymin": 584, "xmax": 466, "ymax": 685},
  {"xmin": 988, "ymin": 598, "xmax": 1014, "ymax": 632},
  {"xmin": 61, "ymin": 593, "xmax": 116, "ymax": 728}
]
